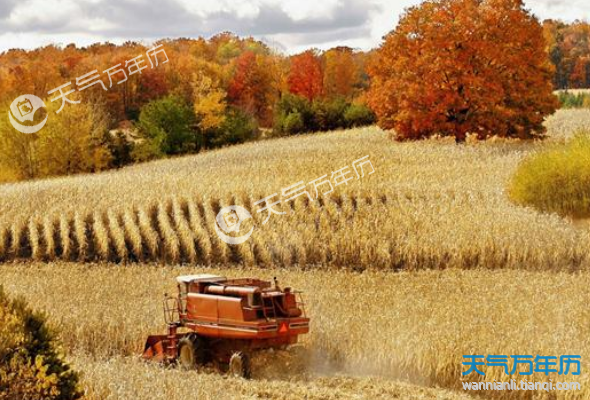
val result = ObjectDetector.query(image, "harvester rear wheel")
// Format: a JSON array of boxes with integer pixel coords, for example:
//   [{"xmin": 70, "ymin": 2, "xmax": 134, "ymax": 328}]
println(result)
[
  {"xmin": 228, "ymin": 352, "xmax": 251, "ymax": 379},
  {"xmin": 178, "ymin": 334, "xmax": 207, "ymax": 370}
]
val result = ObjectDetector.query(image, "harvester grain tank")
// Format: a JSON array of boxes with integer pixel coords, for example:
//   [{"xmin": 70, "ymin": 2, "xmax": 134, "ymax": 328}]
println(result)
[{"xmin": 143, "ymin": 274, "xmax": 310, "ymax": 378}]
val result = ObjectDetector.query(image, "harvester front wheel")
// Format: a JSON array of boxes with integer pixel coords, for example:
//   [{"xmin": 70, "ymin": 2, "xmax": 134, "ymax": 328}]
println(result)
[
  {"xmin": 228, "ymin": 352, "xmax": 251, "ymax": 379},
  {"xmin": 178, "ymin": 335, "xmax": 207, "ymax": 370}
]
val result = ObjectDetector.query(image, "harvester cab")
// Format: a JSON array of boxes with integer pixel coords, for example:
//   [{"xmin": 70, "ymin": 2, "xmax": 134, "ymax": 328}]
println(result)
[{"xmin": 143, "ymin": 274, "xmax": 310, "ymax": 378}]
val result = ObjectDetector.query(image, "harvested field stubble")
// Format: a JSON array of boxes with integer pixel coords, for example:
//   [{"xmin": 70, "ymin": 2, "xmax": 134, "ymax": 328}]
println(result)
[{"xmin": 0, "ymin": 263, "xmax": 588, "ymax": 399}]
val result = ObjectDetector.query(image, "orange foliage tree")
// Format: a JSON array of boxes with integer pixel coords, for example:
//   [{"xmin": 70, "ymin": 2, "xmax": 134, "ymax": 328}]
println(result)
[
  {"xmin": 287, "ymin": 50, "xmax": 323, "ymax": 101},
  {"xmin": 368, "ymin": 0, "xmax": 558, "ymax": 141},
  {"xmin": 544, "ymin": 20, "xmax": 590, "ymax": 89},
  {"xmin": 228, "ymin": 50, "xmax": 277, "ymax": 126},
  {"xmin": 323, "ymin": 47, "xmax": 358, "ymax": 99}
]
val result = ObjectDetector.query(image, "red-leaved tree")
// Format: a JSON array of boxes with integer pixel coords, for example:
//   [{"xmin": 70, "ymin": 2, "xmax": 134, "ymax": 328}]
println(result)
[
  {"xmin": 228, "ymin": 50, "xmax": 276, "ymax": 125},
  {"xmin": 367, "ymin": 0, "xmax": 558, "ymax": 141},
  {"xmin": 287, "ymin": 50, "xmax": 323, "ymax": 101}
]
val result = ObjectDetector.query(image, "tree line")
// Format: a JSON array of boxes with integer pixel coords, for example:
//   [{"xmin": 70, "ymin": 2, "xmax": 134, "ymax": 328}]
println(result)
[
  {"xmin": 1, "ymin": 13, "xmax": 590, "ymax": 181},
  {"xmin": 544, "ymin": 20, "xmax": 590, "ymax": 89},
  {"xmin": 0, "ymin": 35, "xmax": 375, "ymax": 181}
]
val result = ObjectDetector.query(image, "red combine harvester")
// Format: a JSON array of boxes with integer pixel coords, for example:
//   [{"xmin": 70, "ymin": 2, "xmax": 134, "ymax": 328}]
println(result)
[{"xmin": 143, "ymin": 274, "xmax": 310, "ymax": 378}]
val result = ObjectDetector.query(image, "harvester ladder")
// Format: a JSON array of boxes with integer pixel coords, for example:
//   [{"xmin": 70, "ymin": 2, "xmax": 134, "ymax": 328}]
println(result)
[
  {"xmin": 295, "ymin": 291, "xmax": 307, "ymax": 318},
  {"xmin": 262, "ymin": 296, "xmax": 276, "ymax": 319},
  {"xmin": 163, "ymin": 296, "xmax": 180, "ymax": 326}
]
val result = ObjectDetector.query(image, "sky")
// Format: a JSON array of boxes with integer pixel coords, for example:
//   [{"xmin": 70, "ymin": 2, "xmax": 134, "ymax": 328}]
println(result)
[{"xmin": 0, "ymin": 0, "xmax": 588, "ymax": 54}]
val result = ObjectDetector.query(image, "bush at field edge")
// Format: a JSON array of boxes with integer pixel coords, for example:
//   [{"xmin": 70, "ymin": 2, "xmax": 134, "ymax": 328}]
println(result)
[
  {"xmin": 0, "ymin": 286, "xmax": 81, "ymax": 400},
  {"xmin": 273, "ymin": 93, "xmax": 376, "ymax": 135},
  {"xmin": 509, "ymin": 132, "xmax": 590, "ymax": 218}
]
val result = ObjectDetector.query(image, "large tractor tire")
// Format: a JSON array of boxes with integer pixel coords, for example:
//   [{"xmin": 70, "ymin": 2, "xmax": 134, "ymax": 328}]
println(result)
[
  {"xmin": 228, "ymin": 351, "xmax": 251, "ymax": 379},
  {"xmin": 178, "ymin": 334, "xmax": 207, "ymax": 370}
]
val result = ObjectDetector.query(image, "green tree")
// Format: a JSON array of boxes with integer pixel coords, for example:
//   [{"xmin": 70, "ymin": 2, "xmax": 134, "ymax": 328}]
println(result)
[
  {"xmin": 312, "ymin": 97, "xmax": 348, "ymax": 131},
  {"xmin": 344, "ymin": 103, "xmax": 376, "ymax": 128},
  {"xmin": 273, "ymin": 94, "xmax": 315, "ymax": 134},
  {"xmin": 207, "ymin": 107, "xmax": 258, "ymax": 148},
  {"xmin": 134, "ymin": 95, "xmax": 197, "ymax": 161}
]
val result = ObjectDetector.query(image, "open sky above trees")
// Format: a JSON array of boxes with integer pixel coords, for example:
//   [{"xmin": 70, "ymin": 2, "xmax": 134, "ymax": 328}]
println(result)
[{"xmin": 0, "ymin": 0, "xmax": 587, "ymax": 54}]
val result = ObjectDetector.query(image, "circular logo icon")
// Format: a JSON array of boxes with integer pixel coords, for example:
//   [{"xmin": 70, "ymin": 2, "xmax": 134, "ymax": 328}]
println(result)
[
  {"xmin": 8, "ymin": 94, "xmax": 48, "ymax": 134},
  {"xmin": 214, "ymin": 205, "xmax": 254, "ymax": 245}
]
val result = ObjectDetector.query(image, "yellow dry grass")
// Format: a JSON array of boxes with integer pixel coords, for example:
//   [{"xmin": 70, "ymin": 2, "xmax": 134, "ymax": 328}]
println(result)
[
  {"xmin": 544, "ymin": 109, "xmax": 590, "ymax": 142},
  {"xmin": 1, "ymin": 109, "xmax": 589, "ymax": 399},
  {"xmin": 0, "ymin": 109, "xmax": 588, "ymax": 271},
  {"xmin": 0, "ymin": 262, "xmax": 587, "ymax": 400},
  {"xmin": 74, "ymin": 355, "xmax": 478, "ymax": 400}
]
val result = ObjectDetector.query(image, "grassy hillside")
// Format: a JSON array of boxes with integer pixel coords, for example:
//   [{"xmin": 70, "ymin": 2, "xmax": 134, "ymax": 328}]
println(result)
[{"xmin": 0, "ymin": 110, "xmax": 588, "ymax": 270}]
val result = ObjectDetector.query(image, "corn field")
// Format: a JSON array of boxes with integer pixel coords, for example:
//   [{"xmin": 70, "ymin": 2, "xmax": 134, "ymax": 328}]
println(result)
[
  {"xmin": 0, "ymin": 110, "xmax": 588, "ymax": 271},
  {"xmin": 0, "ymin": 190, "xmax": 585, "ymax": 270},
  {"xmin": 0, "ymin": 263, "xmax": 588, "ymax": 400},
  {"xmin": 1, "ymin": 109, "xmax": 589, "ymax": 399}
]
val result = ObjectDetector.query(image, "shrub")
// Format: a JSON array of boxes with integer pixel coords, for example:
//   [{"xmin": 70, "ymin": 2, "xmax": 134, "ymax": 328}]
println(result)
[
  {"xmin": 0, "ymin": 286, "xmax": 81, "ymax": 400},
  {"xmin": 273, "ymin": 94, "xmax": 315, "ymax": 135},
  {"xmin": 312, "ymin": 98, "xmax": 348, "ymax": 131},
  {"xmin": 557, "ymin": 92, "xmax": 590, "ymax": 109},
  {"xmin": 344, "ymin": 103, "xmax": 376, "ymax": 128},
  {"xmin": 282, "ymin": 112, "xmax": 305, "ymax": 135},
  {"xmin": 509, "ymin": 132, "xmax": 590, "ymax": 218},
  {"xmin": 208, "ymin": 107, "xmax": 259, "ymax": 148},
  {"xmin": 130, "ymin": 139, "xmax": 164, "ymax": 163},
  {"xmin": 273, "ymin": 94, "xmax": 375, "ymax": 135},
  {"xmin": 105, "ymin": 131, "xmax": 133, "ymax": 168}
]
